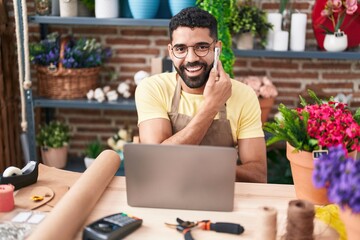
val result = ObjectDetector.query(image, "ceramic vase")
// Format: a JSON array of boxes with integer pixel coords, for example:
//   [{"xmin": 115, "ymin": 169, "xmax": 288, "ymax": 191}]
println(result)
[
  {"xmin": 41, "ymin": 146, "xmax": 68, "ymax": 169},
  {"xmin": 84, "ymin": 156, "xmax": 95, "ymax": 168},
  {"xmin": 128, "ymin": 0, "xmax": 160, "ymax": 19},
  {"xmin": 59, "ymin": 0, "xmax": 77, "ymax": 17},
  {"xmin": 339, "ymin": 206, "xmax": 360, "ymax": 240},
  {"xmin": 168, "ymin": 0, "xmax": 196, "ymax": 16},
  {"xmin": 95, "ymin": 0, "xmax": 119, "ymax": 18},
  {"xmin": 323, "ymin": 31, "xmax": 348, "ymax": 52},
  {"xmin": 236, "ymin": 32, "xmax": 254, "ymax": 50}
]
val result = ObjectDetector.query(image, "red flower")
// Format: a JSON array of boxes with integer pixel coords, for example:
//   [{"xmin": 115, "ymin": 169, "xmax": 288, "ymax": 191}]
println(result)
[{"xmin": 298, "ymin": 101, "xmax": 360, "ymax": 152}]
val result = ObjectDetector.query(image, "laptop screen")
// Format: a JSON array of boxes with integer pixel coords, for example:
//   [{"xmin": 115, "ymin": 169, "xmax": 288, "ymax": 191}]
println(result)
[{"xmin": 124, "ymin": 144, "xmax": 237, "ymax": 211}]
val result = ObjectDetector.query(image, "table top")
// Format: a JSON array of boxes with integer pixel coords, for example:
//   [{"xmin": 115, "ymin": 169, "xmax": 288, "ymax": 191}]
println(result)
[
  {"xmin": 79, "ymin": 177, "xmax": 337, "ymax": 240},
  {"xmin": 1, "ymin": 163, "xmax": 338, "ymax": 240}
]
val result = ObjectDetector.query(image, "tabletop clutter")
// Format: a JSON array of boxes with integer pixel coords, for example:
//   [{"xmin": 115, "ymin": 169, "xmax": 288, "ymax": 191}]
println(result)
[{"xmin": 0, "ymin": 150, "xmax": 340, "ymax": 239}]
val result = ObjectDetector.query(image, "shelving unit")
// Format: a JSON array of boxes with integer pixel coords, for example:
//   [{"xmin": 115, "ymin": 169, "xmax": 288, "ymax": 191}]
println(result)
[{"xmin": 23, "ymin": 14, "xmax": 360, "ymax": 162}]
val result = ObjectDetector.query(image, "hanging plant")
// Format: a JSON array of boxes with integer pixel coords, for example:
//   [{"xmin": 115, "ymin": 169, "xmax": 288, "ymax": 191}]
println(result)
[{"xmin": 197, "ymin": 0, "xmax": 237, "ymax": 78}]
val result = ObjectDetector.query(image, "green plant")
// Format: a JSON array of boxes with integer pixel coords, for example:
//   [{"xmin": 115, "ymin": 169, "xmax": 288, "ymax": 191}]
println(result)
[
  {"xmin": 80, "ymin": 0, "xmax": 95, "ymax": 12},
  {"xmin": 197, "ymin": 0, "xmax": 237, "ymax": 77},
  {"xmin": 264, "ymin": 89, "xmax": 360, "ymax": 152},
  {"xmin": 230, "ymin": 1, "xmax": 273, "ymax": 48},
  {"xmin": 84, "ymin": 139, "xmax": 104, "ymax": 158},
  {"xmin": 36, "ymin": 121, "xmax": 70, "ymax": 148}
]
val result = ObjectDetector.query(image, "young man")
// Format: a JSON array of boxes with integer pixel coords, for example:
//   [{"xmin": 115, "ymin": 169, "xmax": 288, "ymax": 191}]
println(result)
[{"xmin": 135, "ymin": 7, "xmax": 267, "ymax": 183}]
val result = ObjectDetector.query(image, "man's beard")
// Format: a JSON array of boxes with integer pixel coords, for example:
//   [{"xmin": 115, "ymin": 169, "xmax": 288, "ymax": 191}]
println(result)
[{"xmin": 175, "ymin": 61, "xmax": 212, "ymax": 89}]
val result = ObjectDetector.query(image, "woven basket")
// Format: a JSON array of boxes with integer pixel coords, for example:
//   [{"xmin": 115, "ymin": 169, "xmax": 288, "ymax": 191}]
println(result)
[{"xmin": 36, "ymin": 38, "xmax": 101, "ymax": 99}]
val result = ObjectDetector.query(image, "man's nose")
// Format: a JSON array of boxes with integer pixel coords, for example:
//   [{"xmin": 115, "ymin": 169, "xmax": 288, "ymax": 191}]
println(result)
[{"xmin": 185, "ymin": 47, "xmax": 200, "ymax": 61}]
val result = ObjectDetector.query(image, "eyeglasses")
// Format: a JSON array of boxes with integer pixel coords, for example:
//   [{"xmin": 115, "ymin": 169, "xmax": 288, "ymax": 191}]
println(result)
[{"xmin": 171, "ymin": 40, "xmax": 216, "ymax": 59}]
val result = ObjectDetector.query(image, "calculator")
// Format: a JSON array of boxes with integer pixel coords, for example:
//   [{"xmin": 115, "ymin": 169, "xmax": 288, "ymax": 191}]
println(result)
[{"xmin": 82, "ymin": 212, "xmax": 142, "ymax": 240}]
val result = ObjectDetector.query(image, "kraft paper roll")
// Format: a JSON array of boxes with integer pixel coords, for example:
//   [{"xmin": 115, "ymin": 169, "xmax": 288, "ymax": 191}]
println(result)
[
  {"xmin": 255, "ymin": 206, "xmax": 278, "ymax": 240},
  {"xmin": 28, "ymin": 150, "xmax": 121, "ymax": 240},
  {"xmin": 290, "ymin": 13, "xmax": 307, "ymax": 51},
  {"xmin": 0, "ymin": 184, "xmax": 15, "ymax": 212},
  {"xmin": 265, "ymin": 13, "xmax": 282, "ymax": 50},
  {"xmin": 273, "ymin": 31, "xmax": 289, "ymax": 51}
]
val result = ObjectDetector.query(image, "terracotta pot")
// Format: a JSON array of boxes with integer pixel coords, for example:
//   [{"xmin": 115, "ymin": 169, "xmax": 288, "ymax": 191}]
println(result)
[
  {"xmin": 259, "ymin": 97, "xmax": 275, "ymax": 125},
  {"xmin": 41, "ymin": 146, "xmax": 68, "ymax": 169},
  {"xmin": 339, "ymin": 206, "xmax": 360, "ymax": 240},
  {"xmin": 286, "ymin": 143, "xmax": 357, "ymax": 205},
  {"xmin": 286, "ymin": 142, "xmax": 330, "ymax": 205}
]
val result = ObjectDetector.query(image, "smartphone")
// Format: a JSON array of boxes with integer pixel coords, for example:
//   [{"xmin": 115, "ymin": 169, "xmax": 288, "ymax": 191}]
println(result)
[{"xmin": 213, "ymin": 47, "xmax": 220, "ymax": 71}]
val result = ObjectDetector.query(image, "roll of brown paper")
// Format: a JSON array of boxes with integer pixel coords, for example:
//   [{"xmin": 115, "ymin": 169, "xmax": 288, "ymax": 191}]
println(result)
[{"xmin": 28, "ymin": 150, "xmax": 121, "ymax": 240}]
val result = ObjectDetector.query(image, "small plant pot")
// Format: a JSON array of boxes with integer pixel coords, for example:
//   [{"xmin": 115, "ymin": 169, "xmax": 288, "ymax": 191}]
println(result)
[
  {"xmin": 84, "ymin": 156, "xmax": 95, "ymax": 168},
  {"xmin": 41, "ymin": 146, "xmax": 68, "ymax": 169},
  {"xmin": 323, "ymin": 31, "xmax": 348, "ymax": 52}
]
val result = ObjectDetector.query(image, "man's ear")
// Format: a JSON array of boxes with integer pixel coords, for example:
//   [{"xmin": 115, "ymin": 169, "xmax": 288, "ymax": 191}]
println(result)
[{"xmin": 168, "ymin": 43, "xmax": 175, "ymax": 61}]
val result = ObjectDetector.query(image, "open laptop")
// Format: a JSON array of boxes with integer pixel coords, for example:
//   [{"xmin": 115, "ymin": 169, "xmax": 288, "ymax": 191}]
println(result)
[{"xmin": 124, "ymin": 144, "xmax": 238, "ymax": 212}]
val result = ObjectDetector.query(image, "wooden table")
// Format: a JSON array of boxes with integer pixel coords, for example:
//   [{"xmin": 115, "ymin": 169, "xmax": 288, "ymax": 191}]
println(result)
[
  {"xmin": 79, "ymin": 177, "xmax": 337, "ymax": 239},
  {"xmin": 1, "ymin": 164, "xmax": 338, "ymax": 240}
]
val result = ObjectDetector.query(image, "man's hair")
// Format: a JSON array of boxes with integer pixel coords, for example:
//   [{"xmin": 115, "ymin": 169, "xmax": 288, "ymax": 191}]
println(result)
[{"xmin": 169, "ymin": 7, "xmax": 218, "ymax": 41}]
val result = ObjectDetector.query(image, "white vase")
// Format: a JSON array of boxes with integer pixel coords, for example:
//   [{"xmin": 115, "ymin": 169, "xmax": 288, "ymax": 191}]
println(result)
[
  {"xmin": 236, "ymin": 32, "xmax": 254, "ymax": 50},
  {"xmin": 59, "ymin": 0, "xmax": 77, "ymax": 17},
  {"xmin": 95, "ymin": 0, "xmax": 119, "ymax": 18},
  {"xmin": 323, "ymin": 31, "xmax": 348, "ymax": 52}
]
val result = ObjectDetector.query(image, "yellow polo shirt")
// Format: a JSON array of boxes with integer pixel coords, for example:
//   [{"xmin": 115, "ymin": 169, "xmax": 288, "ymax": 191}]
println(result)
[{"xmin": 135, "ymin": 72, "xmax": 264, "ymax": 143}]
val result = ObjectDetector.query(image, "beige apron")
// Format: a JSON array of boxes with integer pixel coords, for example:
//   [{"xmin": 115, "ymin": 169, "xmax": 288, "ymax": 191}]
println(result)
[{"xmin": 168, "ymin": 79, "xmax": 235, "ymax": 147}]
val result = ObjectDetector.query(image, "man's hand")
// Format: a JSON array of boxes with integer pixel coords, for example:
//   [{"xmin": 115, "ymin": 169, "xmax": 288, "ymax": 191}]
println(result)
[{"xmin": 202, "ymin": 61, "xmax": 232, "ymax": 114}]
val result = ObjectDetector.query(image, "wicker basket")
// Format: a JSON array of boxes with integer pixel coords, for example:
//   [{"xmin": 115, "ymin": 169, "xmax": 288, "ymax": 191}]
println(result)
[{"xmin": 36, "ymin": 38, "xmax": 101, "ymax": 99}]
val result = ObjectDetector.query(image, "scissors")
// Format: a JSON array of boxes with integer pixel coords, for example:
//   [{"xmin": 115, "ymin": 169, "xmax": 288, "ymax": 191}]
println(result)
[{"xmin": 165, "ymin": 217, "xmax": 244, "ymax": 240}]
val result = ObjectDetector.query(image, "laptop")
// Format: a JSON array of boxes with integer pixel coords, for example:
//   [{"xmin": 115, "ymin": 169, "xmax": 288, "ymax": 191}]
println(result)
[{"xmin": 124, "ymin": 144, "xmax": 238, "ymax": 212}]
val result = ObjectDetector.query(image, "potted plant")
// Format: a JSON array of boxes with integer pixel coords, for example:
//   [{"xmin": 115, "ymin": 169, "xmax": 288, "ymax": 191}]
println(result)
[
  {"xmin": 313, "ymin": 145, "xmax": 360, "ymax": 240},
  {"xmin": 36, "ymin": 120, "xmax": 71, "ymax": 168},
  {"xmin": 312, "ymin": 0, "xmax": 359, "ymax": 51},
  {"xmin": 264, "ymin": 89, "xmax": 360, "ymax": 204},
  {"xmin": 84, "ymin": 139, "xmax": 105, "ymax": 168},
  {"xmin": 230, "ymin": 0, "xmax": 273, "ymax": 49},
  {"xmin": 29, "ymin": 32, "xmax": 112, "ymax": 99},
  {"xmin": 238, "ymin": 75, "xmax": 278, "ymax": 125}
]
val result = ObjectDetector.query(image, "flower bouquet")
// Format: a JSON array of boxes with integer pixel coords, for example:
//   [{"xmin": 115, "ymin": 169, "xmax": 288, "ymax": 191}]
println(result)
[
  {"xmin": 264, "ymin": 89, "xmax": 360, "ymax": 204},
  {"xmin": 264, "ymin": 89, "xmax": 360, "ymax": 153},
  {"xmin": 29, "ymin": 32, "xmax": 112, "ymax": 99},
  {"xmin": 312, "ymin": 0, "xmax": 360, "ymax": 50}
]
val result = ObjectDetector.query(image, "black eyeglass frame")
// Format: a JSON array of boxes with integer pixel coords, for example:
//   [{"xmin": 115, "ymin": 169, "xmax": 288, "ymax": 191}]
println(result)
[{"xmin": 170, "ymin": 39, "xmax": 217, "ymax": 59}]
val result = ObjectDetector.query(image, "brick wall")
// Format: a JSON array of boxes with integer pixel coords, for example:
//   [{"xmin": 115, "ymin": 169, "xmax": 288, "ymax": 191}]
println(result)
[{"xmin": 5, "ymin": 0, "xmax": 360, "ymax": 157}]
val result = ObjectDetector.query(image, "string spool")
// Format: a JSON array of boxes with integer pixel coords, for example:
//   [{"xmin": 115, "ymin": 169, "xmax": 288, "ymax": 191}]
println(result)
[
  {"xmin": 0, "ymin": 184, "xmax": 15, "ymax": 212},
  {"xmin": 284, "ymin": 199, "xmax": 315, "ymax": 240},
  {"xmin": 255, "ymin": 206, "xmax": 278, "ymax": 240}
]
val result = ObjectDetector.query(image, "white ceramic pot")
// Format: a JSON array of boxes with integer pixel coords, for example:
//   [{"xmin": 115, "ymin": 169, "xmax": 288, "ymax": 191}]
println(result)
[
  {"xmin": 95, "ymin": 0, "xmax": 119, "ymax": 18},
  {"xmin": 323, "ymin": 31, "xmax": 348, "ymax": 52},
  {"xmin": 236, "ymin": 32, "xmax": 254, "ymax": 50},
  {"xmin": 59, "ymin": 0, "xmax": 77, "ymax": 17},
  {"xmin": 84, "ymin": 156, "xmax": 95, "ymax": 168}
]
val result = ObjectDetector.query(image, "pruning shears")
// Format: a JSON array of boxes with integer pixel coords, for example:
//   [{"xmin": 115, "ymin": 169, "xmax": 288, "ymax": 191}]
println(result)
[{"xmin": 165, "ymin": 217, "xmax": 244, "ymax": 240}]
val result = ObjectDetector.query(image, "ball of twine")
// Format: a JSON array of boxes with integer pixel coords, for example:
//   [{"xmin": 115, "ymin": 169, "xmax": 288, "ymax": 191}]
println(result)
[{"xmin": 283, "ymin": 199, "xmax": 315, "ymax": 240}]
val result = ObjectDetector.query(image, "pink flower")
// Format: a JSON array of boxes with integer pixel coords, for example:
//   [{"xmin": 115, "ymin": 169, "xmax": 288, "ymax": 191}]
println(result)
[
  {"xmin": 298, "ymin": 101, "xmax": 360, "ymax": 152},
  {"xmin": 239, "ymin": 76, "xmax": 278, "ymax": 99},
  {"xmin": 320, "ymin": 0, "xmax": 359, "ymax": 33}
]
